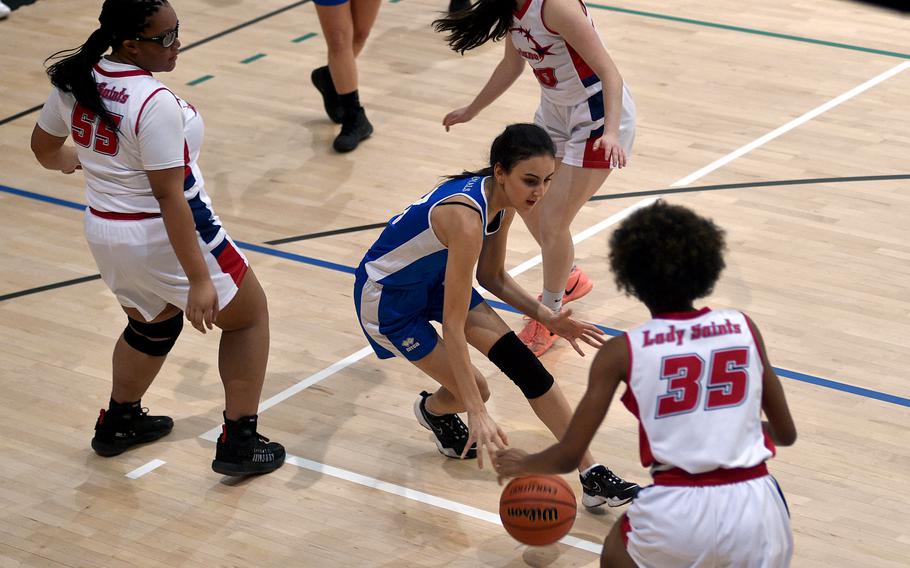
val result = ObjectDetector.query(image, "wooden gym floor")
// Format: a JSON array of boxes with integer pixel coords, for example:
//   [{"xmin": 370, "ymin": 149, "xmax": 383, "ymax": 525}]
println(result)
[{"xmin": 0, "ymin": 0, "xmax": 908, "ymax": 566}]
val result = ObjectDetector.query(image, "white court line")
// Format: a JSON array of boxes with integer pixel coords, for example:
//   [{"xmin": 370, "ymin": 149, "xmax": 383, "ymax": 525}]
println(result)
[
  {"xmin": 284, "ymin": 453, "xmax": 602, "ymax": 555},
  {"xmin": 125, "ymin": 459, "xmax": 166, "ymax": 479},
  {"xmin": 671, "ymin": 61, "xmax": 910, "ymax": 187}
]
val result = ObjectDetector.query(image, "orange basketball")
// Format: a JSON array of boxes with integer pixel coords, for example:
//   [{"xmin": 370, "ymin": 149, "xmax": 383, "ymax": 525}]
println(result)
[{"xmin": 499, "ymin": 475, "xmax": 577, "ymax": 546}]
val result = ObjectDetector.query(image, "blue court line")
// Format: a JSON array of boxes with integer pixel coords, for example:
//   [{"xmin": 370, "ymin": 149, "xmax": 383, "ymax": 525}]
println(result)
[{"xmin": 2, "ymin": 183, "xmax": 908, "ymax": 409}]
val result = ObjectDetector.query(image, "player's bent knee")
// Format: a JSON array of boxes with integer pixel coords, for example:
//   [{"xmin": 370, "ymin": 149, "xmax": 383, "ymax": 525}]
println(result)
[
  {"xmin": 123, "ymin": 312, "xmax": 184, "ymax": 357},
  {"xmin": 487, "ymin": 332, "xmax": 554, "ymax": 399}
]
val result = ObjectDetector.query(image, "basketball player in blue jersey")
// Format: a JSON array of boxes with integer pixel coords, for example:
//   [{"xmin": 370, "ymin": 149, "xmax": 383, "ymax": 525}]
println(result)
[
  {"xmin": 354, "ymin": 124, "xmax": 639, "ymax": 508},
  {"xmin": 494, "ymin": 201, "xmax": 797, "ymax": 567}
]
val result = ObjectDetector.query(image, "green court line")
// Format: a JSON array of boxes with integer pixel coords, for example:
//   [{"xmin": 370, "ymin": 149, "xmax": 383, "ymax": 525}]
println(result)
[
  {"xmin": 241, "ymin": 53, "xmax": 268, "ymax": 64},
  {"xmin": 187, "ymin": 74, "xmax": 215, "ymax": 86},
  {"xmin": 292, "ymin": 32, "xmax": 318, "ymax": 42},
  {"xmin": 587, "ymin": 3, "xmax": 910, "ymax": 60}
]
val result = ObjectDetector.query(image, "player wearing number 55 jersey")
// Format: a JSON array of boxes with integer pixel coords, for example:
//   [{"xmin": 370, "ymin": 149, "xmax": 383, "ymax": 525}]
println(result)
[
  {"xmin": 494, "ymin": 201, "xmax": 797, "ymax": 568},
  {"xmin": 435, "ymin": 0, "xmax": 635, "ymax": 358},
  {"xmin": 31, "ymin": 0, "xmax": 283, "ymax": 477}
]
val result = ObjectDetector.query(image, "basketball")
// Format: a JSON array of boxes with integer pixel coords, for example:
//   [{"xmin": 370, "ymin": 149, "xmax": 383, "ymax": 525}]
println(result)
[{"xmin": 499, "ymin": 475, "xmax": 577, "ymax": 546}]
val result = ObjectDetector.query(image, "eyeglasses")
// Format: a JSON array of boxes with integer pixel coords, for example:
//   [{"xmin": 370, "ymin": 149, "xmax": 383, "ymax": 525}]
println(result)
[{"xmin": 134, "ymin": 22, "xmax": 179, "ymax": 48}]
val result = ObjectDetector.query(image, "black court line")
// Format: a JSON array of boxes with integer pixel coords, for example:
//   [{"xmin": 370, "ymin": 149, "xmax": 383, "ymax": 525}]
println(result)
[
  {"xmin": 264, "ymin": 222, "xmax": 386, "ymax": 245},
  {"xmin": 0, "ymin": 274, "xmax": 102, "ymax": 302},
  {"xmin": 0, "ymin": 0, "xmax": 312, "ymax": 128},
  {"xmin": 589, "ymin": 174, "xmax": 910, "ymax": 201}
]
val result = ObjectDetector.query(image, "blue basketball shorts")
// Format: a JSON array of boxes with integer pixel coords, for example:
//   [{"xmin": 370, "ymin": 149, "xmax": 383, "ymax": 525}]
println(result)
[{"xmin": 353, "ymin": 268, "xmax": 485, "ymax": 361}]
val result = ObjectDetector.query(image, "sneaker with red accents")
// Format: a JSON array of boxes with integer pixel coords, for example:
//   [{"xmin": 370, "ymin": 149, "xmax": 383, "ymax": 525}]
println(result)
[
  {"xmin": 212, "ymin": 413, "xmax": 285, "ymax": 476},
  {"xmin": 517, "ymin": 318, "xmax": 558, "ymax": 357},
  {"xmin": 91, "ymin": 400, "xmax": 173, "ymax": 457},
  {"xmin": 563, "ymin": 265, "xmax": 594, "ymax": 304}
]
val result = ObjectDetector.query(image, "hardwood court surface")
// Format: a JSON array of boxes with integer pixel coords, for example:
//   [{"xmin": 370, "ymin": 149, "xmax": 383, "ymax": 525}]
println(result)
[{"xmin": 1, "ymin": 0, "xmax": 908, "ymax": 566}]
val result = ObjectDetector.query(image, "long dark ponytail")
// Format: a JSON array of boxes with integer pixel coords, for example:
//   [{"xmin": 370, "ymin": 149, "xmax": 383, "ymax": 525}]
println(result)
[
  {"xmin": 432, "ymin": 0, "xmax": 515, "ymax": 54},
  {"xmin": 45, "ymin": 0, "xmax": 165, "ymax": 130},
  {"xmin": 447, "ymin": 123, "xmax": 555, "ymax": 180}
]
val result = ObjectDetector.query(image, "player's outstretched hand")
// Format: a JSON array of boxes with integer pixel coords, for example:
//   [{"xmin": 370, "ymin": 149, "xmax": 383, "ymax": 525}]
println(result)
[
  {"xmin": 545, "ymin": 309, "xmax": 606, "ymax": 356},
  {"xmin": 492, "ymin": 448, "xmax": 530, "ymax": 485},
  {"xmin": 592, "ymin": 131, "xmax": 626, "ymax": 169},
  {"xmin": 442, "ymin": 106, "xmax": 477, "ymax": 132},
  {"xmin": 466, "ymin": 410, "xmax": 509, "ymax": 470}
]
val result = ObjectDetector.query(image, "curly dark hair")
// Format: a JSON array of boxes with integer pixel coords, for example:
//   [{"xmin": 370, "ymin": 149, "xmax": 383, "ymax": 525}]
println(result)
[{"xmin": 609, "ymin": 201, "xmax": 726, "ymax": 313}]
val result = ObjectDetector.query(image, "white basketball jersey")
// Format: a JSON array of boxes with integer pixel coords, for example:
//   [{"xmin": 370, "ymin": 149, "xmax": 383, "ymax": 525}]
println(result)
[
  {"xmin": 37, "ymin": 58, "xmax": 204, "ymax": 213},
  {"xmin": 622, "ymin": 308, "xmax": 774, "ymax": 474},
  {"xmin": 510, "ymin": 0, "xmax": 602, "ymax": 106}
]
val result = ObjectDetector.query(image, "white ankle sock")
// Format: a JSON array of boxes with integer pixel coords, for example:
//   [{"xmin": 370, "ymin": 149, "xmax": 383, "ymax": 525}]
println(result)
[{"xmin": 541, "ymin": 288, "xmax": 564, "ymax": 313}]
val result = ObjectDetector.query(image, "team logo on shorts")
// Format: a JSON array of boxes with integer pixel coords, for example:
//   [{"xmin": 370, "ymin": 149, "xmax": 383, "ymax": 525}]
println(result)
[{"xmin": 401, "ymin": 337, "xmax": 420, "ymax": 352}]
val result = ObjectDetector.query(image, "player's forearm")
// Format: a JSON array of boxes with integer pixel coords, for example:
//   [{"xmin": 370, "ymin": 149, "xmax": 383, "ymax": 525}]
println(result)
[
  {"xmin": 443, "ymin": 325, "xmax": 487, "ymax": 414},
  {"xmin": 468, "ymin": 58, "xmax": 524, "ymax": 115},
  {"xmin": 156, "ymin": 192, "xmax": 211, "ymax": 283},
  {"xmin": 34, "ymin": 145, "xmax": 78, "ymax": 171},
  {"xmin": 598, "ymin": 65, "xmax": 624, "ymax": 135}
]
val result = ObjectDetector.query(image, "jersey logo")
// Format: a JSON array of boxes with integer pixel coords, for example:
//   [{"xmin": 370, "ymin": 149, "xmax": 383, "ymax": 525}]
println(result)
[
  {"xmin": 509, "ymin": 26, "xmax": 555, "ymax": 62},
  {"xmin": 401, "ymin": 337, "xmax": 421, "ymax": 353}
]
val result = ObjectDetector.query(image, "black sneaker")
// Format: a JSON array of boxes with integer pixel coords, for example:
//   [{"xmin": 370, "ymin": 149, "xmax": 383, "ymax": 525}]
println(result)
[
  {"xmin": 448, "ymin": 0, "xmax": 471, "ymax": 13},
  {"xmin": 212, "ymin": 414, "xmax": 286, "ymax": 476},
  {"xmin": 413, "ymin": 391, "xmax": 477, "ymax": 459},
  {"xmin": 580, "ymin": 464, "xmax": 640, "ymax": 508},
  {"xmin": 311, "ymin": 66, "xmax": 343, "ymax": 124},
  {"xmin": 333, "ymin": 107, "xmax": 373, "ymax": 153},
  {"xmin": 91, "ymin": 401, "xmax": 174, "ymax": 457}
]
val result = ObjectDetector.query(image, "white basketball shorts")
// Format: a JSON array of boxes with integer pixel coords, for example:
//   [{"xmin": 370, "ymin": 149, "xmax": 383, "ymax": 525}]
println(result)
[
  {"xmin": 623, "ymin": 475, "xmax": 793, "ymax": 567},
  {"xmin": 534, "ymin": 82, "xmax": 636, "ymax": 169},
  {"xmin": 84, "ymin": 206, "xmax": 249, "ymax": 321}
]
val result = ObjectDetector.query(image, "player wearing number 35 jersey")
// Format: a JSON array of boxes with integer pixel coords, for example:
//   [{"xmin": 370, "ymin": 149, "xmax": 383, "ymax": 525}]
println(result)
[{"xmin": 494, "ymin": 201, "xmax": 797, "ymax": 568}]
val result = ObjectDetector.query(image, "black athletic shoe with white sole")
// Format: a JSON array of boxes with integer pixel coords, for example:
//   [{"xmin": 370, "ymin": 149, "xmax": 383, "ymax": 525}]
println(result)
[
  {"xmin": 212, "ymin": 413, "xmax": 285, "ymax": 476},
  {"xmin": 91, "ymin": 400, "xmax": 173, "ymax": 457},
  {"xmin": 580, "ymin": 465, "xmax": 640, "ymax": 508},
  {"xmin": 414, "ymin": 391, "xmax": 477, "ymax": 459}
]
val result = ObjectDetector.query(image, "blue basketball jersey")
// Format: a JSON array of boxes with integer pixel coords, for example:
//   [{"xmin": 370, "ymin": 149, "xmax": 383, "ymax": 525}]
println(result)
[{"xmin": 360, "ymin": 175, "xmax": 504, "ymax": 287}]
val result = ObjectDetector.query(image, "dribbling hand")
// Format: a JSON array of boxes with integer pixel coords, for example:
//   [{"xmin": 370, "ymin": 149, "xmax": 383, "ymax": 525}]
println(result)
[
  {"xmin": 186, "ymin": 278, "xmax": 219, "ymax": 333},
  {"xmin": 465, "ymin": 410, "xmax": 509, "ymax": 470},
  {"xmin": 492, "ymin": 448, "xmax": 530, "ymax": 485}
]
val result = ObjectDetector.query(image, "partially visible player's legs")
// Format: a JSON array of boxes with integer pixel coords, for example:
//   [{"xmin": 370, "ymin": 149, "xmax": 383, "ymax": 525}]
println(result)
[
  {"xmin": 602, "ymin": 517, "xmax": 637, "ymax": 568},
  {"xmin": 466, "ymin": 303, "xmax": 638, "ymax": 506},
  {"xmin": 211, "ymin": 269, "xmax": 285, "ymax": 476},
  {"xmin": 91, "ymin": 304, "xmax": 183, "ymax": 457},
  {"xmin": 518, "ymin": 164, "xmax": 612, "ymax": 356},
  {"xmin": 314, "ymin": 0, "xmax": 378, "ymax": 152}
]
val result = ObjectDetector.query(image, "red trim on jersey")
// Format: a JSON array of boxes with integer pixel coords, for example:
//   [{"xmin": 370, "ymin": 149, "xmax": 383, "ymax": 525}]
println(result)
[
  {"xmin": 514, "ymin": 0, "xmax": 532, "ymax": 19},
  {"xmin": 652, "ymin": 307, "xmax": 712, "ymax": 320},
  {"xmin": 183, "ymin": 141, "xmax": 192, "ymax": 180},
  {"xmin": 762, "ymin": 427, "xmax": 778, "ymax": 457},
  {"xmin": 620, "ymin": 513, "xmax": 632, "ymax": 547},
  {"xmin": 652, "ymin": 463, "xmax": 768, "ymax": 487},
  {"xmin": 566, "ymin": 42, "xmax": 597, "ymax": 85},
  {"xmin": 215, "ymin": 240, "xmax": 249, "ymax": 287},
  {"xmin": 93, "ymin": 64, "xmax": 152, "ymax": 78},
  {"xmin": 134, "ymin": 87, "xmax": 174, "ymax": 135},
  {"xmin": 89, "ymin": 207, "xmax": 160, "ymax": 220},
  {"xmin": 582, "ymin": 135, "xmax": 614, "ymax": 169},
  {"xmin": 620, "ymin": 341, "xmax": 656, "ymax": 469}
]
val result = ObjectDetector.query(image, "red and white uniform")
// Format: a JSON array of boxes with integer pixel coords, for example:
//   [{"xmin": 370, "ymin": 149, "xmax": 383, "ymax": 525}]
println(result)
[
  {"xmin": 37, "ymin": 58, "xmax": 248, "ymax": 320},
  {"xmin": 510, "ymin": 0, "xmax": 635, "ymax": 168},
  {"xmin": 620, "ymin": 308, "xmax": 792, "ymax": 567}
]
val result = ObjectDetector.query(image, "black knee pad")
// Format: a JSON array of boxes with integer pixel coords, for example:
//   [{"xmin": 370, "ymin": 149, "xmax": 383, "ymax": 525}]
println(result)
[
  {"xmin": 123, "ymin": 312, "xmax": 184, "ymax": 357},
  {"xmin": 487, "ymin": 331, "xmax": 555, "ymax": 399}
]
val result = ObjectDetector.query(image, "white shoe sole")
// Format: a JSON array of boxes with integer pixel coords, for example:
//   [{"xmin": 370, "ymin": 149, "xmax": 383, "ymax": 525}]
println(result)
[{"xmin": 582, "ymin": 492, "xmax": 634, "ymax": 509}]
